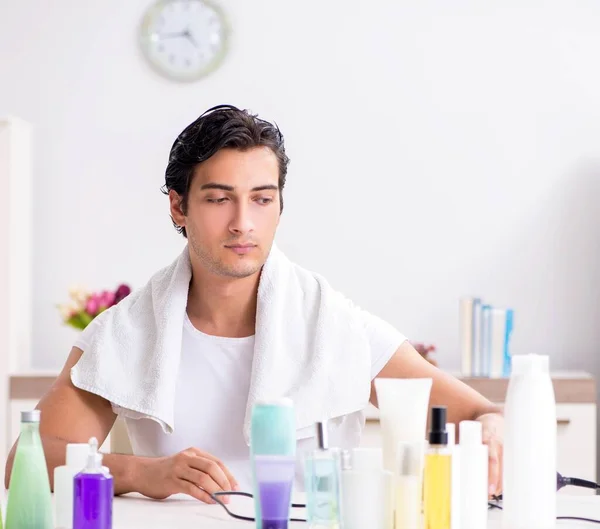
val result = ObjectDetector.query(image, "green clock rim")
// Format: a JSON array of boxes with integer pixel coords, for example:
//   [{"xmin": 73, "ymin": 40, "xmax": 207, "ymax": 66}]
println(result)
[{"xmin": 138, "ymin": 0, "xmax": 231, "ymax": 83}]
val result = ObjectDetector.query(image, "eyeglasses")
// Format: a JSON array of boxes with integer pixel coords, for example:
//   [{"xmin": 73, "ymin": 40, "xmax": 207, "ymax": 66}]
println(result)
[{"xmin": 210, "ymin": 491, "xmax": 307, "ymax": 523}]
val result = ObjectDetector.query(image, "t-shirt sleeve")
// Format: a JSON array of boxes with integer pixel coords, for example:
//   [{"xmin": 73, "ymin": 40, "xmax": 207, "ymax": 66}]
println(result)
[
  {"xmin": 73, "ymin": 316, "xmax": 103, "ymax": 352},
  {"xmin": 356, "ymin": 308, "xmax": 408, "ymax": 379}
]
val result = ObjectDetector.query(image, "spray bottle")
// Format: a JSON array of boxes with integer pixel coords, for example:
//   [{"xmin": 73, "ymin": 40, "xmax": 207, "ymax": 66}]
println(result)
[
  {"xmin": 73, "ymin": 437, "xmax": 113, "ymax": 529},
  {"xmin": 423, "ymin": 406, "xmax": 451, "ymax": 529}
]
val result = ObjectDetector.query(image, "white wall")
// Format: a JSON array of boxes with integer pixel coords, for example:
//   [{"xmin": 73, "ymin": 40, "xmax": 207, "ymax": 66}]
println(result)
[{"xmin": 0, "ymin": 0, "xmax": 599, "ymax": 377}]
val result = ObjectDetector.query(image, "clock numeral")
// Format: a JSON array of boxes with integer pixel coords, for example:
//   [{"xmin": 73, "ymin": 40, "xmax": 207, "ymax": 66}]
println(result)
[{"xmin": 169, "ymin": 54, "xmax": 176, "ymax": 64}]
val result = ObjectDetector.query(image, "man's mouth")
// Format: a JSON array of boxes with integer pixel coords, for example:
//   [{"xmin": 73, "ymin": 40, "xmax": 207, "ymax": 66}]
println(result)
[{"xmin": 225, "ymin": 243, "xmax": 257, "ymax": 255}]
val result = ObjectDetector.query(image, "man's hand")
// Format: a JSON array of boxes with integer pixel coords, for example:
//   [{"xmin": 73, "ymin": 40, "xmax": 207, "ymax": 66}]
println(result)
[
  {"xmin": 138, "ymin": 447, "xmax": 239, "ymax": 504},
  {"xmin": 477, "ymin": 412, "xmax": 504, "ymax": 498}
]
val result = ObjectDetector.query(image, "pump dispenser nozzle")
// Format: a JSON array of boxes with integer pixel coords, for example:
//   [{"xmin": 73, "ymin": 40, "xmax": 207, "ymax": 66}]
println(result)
[{"xmin": 86, "ymin": 437, "xmax": 103, "ymax": 471}]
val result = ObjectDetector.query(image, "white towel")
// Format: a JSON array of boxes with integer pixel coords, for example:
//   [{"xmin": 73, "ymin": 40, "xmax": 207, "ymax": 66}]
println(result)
[{"xmin": 71, "ymin": 243, "xmax": 373, "ymax": 444}]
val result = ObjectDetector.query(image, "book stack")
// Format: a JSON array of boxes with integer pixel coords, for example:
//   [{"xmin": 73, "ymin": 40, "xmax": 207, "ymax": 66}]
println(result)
[{"xmin": 459, "ymin": 297, "xmax": 514, "ymax": 378}]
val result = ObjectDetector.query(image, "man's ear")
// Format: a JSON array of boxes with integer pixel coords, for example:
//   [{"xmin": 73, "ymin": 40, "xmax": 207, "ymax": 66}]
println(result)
[{"xmin": 169, "ymin": 190, "xmax": 186, "ymax": 229}]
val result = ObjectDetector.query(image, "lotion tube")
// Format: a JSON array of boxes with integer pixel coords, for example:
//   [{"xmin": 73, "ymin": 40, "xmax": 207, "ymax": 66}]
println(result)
[{"xmin": 374, "ymin": 378, "xmax": 432, "ymax": 476}]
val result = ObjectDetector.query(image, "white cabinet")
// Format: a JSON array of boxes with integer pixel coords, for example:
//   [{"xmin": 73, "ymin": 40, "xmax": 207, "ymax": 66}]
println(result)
[{"xmin": 555, "ymin": 403, "xmax": 597, "ymax": 489}]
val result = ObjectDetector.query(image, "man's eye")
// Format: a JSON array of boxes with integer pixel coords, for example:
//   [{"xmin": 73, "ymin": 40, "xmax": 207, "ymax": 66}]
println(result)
[
  {"xmin": 207, "ymin": 197, "xmax": 228, "ymax": 204},
  {"xmin": 256, "ymin": 197, "xmax": 273, "ymax": 205}
]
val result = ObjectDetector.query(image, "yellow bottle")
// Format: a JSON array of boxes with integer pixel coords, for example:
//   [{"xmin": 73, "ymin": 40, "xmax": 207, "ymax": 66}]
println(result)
[{"xmin": 424, "ymin": 406, "xmax": 451, "ymax": 529}]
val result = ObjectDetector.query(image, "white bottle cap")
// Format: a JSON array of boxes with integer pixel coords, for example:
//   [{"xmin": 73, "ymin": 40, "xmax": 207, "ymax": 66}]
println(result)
[
  {"xmin": 66, "ymin": 443, "xmax": 90, "ymax": 470},
  {"xmin": 446, "ymin": 423, "xmax": 456, "ymax": 447},
  {"xmin": 459, "ymin": 420, "xmax": 483, "ymax": 446},
  {"xmin": 397, "ymin": 441, "xmax": 424, "ymax": 477},
  {"xmin": 254, "ymin": 397, "xmax": 294, "ymax": 408},
  {"xmin": 351, "ymin": 448, "xmax": 383, "ymax": 471},
  {"xmin": 511, "ymin": 354, "xmax": 549, "ymax": 375}
]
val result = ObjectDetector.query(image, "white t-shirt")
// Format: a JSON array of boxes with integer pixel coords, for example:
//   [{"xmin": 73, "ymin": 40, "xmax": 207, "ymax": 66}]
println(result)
[{"xmin": 74, "ymin": 306, "xmax": 406, "ymax": 492}]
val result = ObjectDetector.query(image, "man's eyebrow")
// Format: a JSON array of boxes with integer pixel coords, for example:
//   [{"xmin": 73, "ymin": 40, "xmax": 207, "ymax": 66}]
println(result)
[
  {"xmin": 251, "ymin": 185, "xmax": 279, "ymax": 192},
  {"xmin": 199, "ymin": 183, "xmax": 279, "ymax": 192},
  {"xmin": 200, "ymin": 183, "xmax": 234, "ymax": 191}
]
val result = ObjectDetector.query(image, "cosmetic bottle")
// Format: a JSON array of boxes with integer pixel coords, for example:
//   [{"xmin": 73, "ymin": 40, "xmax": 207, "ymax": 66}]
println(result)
[
  {"xmin": 394, "ymin": 441, "xmax": 423, "ymax": 529},
  {"xmin": 304, "ymin": 421, "xmax": 342, "ymax": 529},
  {"xmin": 503, "ymin": 354, "xmax": 557, "ymax": 529},
  {"xmin": 54, "ymin": 443, "xmax": 90, "ymax": 529},
  {"xmin": 250, "ymin": 398, "xmax": 296, "ymax": 529},
  {"xmin": 341, "ymin": 448, "xmax": 393, "ymax": 529},
  {"xmin": 423, "ymin": 406, "xmax": 451, "ymax": 529},
  {"xmin": 5, "ymin": 410, "xmax": 53, "ymax": 529},
  {"xmin": 446, "ymin": 423, "xmax": 460, "ymax": 529},
  {"xmin": 459, "ymin": 421, "xmax": 488, "ymax": 529},
  {"xmin": 73, "ymin": 437, "xmax": 113, "ymax": 529}
]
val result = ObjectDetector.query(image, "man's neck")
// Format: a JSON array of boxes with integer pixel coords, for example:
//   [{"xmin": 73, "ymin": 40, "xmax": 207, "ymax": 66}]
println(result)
[{"xmin": 186, "ymin": 268, "xmax": 260, "ymax": 338}]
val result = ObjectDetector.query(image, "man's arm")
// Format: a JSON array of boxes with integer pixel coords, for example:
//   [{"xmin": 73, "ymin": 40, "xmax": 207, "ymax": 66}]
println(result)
[
  {"xmin": 5, "ymin": 347, "xmax": 140, "ymax": 493},
  {"xmin": 370, "ymin": 340, "xmax": 504, "ymax": 495},
  {"xmin": 4, "ymin": 347, "xmax": 239, "ymax": 503},
  {"xmin": 370, "ymin": 340, "xmax": 501, "ymax": 422}
]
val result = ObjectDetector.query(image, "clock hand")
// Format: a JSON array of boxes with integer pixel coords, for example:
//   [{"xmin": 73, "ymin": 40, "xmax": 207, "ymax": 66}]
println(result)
[
  {"xmin": 159, "ymin": 31, "xmax": 187, "ymax": 39},
  {"xmin": 182, "ymin": 28, "xmax": 199, "ymax": 48}
]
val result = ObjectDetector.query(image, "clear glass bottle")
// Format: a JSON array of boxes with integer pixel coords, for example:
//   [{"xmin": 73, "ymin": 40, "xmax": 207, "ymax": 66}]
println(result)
[
  {"xmin": 5, "ymin": 410, "xmax": 53, "ymax": 529},
  {"xmin": 423, "ymin": 406, "xmax": 451, "ymax": 529},
  {"xmin": 304, "ymin": 421, "xmax": 342, "ymax": 529}
]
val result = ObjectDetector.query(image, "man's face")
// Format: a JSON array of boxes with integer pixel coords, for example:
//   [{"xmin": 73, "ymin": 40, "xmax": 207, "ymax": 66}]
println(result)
[{"xmin": 170, "ymin": 147, "xmax": 281, "ymax": 278}]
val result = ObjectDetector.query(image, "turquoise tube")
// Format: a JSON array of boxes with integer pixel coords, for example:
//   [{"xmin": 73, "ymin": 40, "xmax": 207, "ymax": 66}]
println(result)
[{"xmin": 250, "ymin": 399, "xmax": 296, "ymax": 529}]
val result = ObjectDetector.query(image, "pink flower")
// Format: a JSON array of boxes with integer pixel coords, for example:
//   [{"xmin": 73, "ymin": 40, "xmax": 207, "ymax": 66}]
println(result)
[
  {"xmin": 85, "ymin": 295, "xmax": 100, "ymax": 316},
  {"xmin": 98, "ymin": 290, "xmax": 115, "ymax": 308}
]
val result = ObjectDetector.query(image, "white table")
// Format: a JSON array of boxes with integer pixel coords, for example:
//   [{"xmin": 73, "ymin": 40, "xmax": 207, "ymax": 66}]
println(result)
[
  {"xmin": 2, "ymin": 492, "xmax": 599, "ymax": 528},
  {"xmin": 107, "ymin": 493, "xmax": 600, "ymax": 528}
]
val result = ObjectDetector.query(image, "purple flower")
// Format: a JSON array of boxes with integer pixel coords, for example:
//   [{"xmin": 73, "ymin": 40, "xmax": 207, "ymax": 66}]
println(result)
[{"xmin": 113, "ymin": 284, "xmax": 132, "ymax": 305}]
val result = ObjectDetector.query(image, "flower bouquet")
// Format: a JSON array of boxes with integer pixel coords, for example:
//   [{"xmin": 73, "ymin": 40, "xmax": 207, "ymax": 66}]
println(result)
[
  {"xmin": 411, "ymin": 341, "xmax": 437, "ymax": 366},
  {"xmin": 58, "ymin": 284, "xmax": 132, "ymax": 330}
]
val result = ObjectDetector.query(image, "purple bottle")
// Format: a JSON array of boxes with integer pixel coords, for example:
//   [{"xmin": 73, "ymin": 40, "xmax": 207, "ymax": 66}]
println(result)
[{"xmin": 73, "ymin": 437, "xmax": 113, "ymax": 529}]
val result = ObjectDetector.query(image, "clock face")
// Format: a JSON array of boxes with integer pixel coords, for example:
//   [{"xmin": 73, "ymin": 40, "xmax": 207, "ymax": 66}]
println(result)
[{"xmin": 139, "ymin": 0, "xmax": 230, "ymax": 82}]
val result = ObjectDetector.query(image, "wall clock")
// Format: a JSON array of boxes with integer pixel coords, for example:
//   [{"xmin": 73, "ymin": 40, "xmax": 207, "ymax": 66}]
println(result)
[{"xmin": 139, "ymin": 0, "xmax": 230, "ymax": 82}]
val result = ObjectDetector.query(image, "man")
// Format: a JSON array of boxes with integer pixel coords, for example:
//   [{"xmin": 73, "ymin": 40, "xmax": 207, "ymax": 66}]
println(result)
[{"xmin": 5, "ymin": 105, "xmax": 503, "ymax": 503}]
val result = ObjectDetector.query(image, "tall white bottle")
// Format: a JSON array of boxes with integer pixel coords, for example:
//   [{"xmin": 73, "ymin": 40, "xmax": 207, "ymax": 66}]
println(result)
[
  {"xmin": 503, "ymin": 354, "xmax": 557, "ymax": 529},
  {"xmin": 459, "ymin": 421, "xmax": 488, "ymax": 529}
]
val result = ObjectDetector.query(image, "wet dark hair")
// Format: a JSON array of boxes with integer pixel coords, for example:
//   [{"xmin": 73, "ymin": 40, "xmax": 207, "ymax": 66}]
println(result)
[{"xmin": 161, "ymin": 104, "xmax": 290, "ymax": 238}]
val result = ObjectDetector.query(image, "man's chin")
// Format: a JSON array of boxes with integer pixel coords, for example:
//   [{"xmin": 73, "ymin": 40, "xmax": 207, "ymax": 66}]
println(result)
[{"xmin": 218, "ymin": 258, "xmax": 262, "ymax": 278}]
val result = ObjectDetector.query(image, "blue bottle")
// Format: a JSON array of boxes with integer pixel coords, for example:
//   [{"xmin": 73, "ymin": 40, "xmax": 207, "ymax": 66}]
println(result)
[
  {"xmin": 73, "ymin": 437, "xmax": 113, "ymax": 529},
  {"xmin": 250, "ymin": 398, "xmax": 296, "ymax": 529}
]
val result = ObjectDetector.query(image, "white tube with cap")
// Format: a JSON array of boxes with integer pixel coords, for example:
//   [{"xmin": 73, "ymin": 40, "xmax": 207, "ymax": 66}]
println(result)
[
  {"xmin": 446, "ymin": 423, "xmax": 460, "ymax": 529},
  {"xmin": 459, "ymin": 420, "xmax": 488, "ymax": 529},
  {"xmin": 374, "ymin": 378, "xmax": 432, "ymax": 476},
  {"xmin": 54, "ymin": 443, "xmax": 90, "ymax": 529}
]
